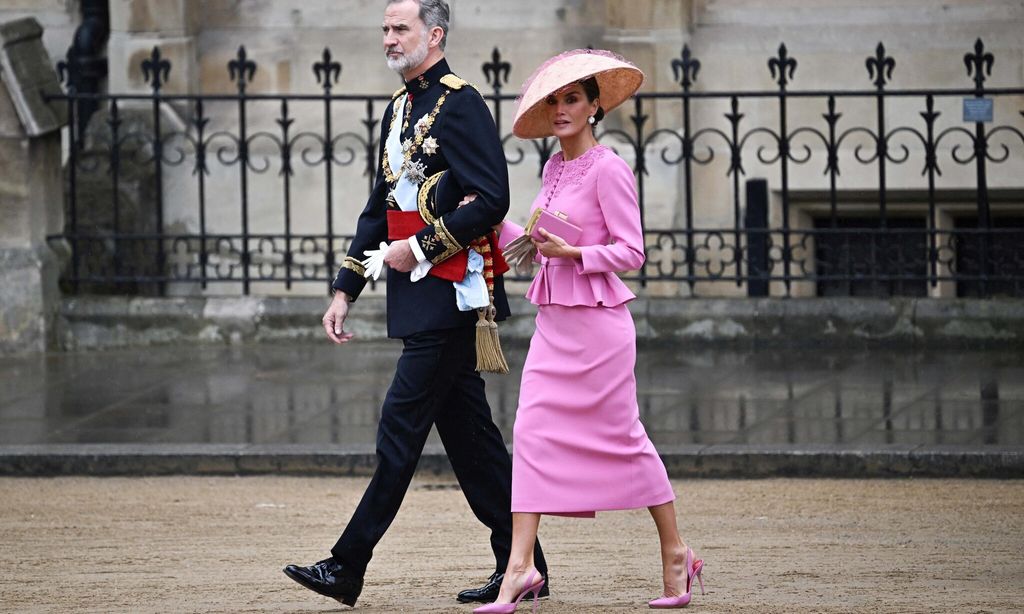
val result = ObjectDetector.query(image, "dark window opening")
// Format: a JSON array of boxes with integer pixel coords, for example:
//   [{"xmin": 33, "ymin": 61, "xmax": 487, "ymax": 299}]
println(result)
[
  {"xmin": 813, "ymin": 217, "xmax": 927, "ymax": 298},
  {"xmin": 954, "ymin": 216, "xmax": 1024, "ymax": 298}
]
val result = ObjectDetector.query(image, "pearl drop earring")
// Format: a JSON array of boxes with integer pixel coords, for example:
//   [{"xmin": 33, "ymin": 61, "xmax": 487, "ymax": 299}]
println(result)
[{"xmin": 587, "ymin": 115, "xmax": 596, "ymax": 125}]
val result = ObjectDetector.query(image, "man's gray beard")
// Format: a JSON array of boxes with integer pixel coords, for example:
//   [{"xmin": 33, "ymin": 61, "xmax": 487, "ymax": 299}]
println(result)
[{"xmin": 386, "ymin": 34, "xmax": 429, "ymax": 75}]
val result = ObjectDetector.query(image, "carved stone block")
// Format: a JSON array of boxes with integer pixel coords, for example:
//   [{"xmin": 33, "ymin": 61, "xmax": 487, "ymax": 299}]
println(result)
[{"xmin": 0, "ymin": 17, "xmax": 67, "ymax": 136}]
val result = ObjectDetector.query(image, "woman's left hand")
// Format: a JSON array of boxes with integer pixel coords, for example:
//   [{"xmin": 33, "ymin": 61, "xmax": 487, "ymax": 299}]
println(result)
[{"xmin": 532, "ymin": 228, "xmax": 582, "ymax": 260}]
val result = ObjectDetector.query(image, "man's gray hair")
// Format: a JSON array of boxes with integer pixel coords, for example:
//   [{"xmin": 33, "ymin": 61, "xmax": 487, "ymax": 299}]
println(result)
[{"xmin": 387, "ymin": 0, "xmax": 450, "ymax": 50}]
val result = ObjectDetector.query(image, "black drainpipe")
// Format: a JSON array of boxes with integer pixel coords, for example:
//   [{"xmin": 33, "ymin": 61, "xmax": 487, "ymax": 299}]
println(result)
[{"xmin": 60, "ymin": 0, "xmax": 109, "ymax": 141}]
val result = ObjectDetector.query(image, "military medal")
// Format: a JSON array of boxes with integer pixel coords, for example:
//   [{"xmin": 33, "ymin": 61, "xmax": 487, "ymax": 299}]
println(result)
[
  {"xmin": 380, "ymin": 88, "xmax": 450, "ymax": 185},
  {"xmin": 414, "ymin": 114, "xmax": 431, "ymax": 135},
  {"xmin": 405, "ymin": 159, "xmax": 427, "ymax": 185}
]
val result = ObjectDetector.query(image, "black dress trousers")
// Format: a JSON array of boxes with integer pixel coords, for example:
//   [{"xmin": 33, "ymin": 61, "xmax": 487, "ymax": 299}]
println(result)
[{"xmin": 331, "ymin": 326, "xmax": 547, "ymax": 577}]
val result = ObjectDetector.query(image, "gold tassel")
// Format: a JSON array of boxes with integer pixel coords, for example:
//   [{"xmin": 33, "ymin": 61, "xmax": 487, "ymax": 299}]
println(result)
[
  {"xmin": 475, "ymin": 308, "xmax": 494, "ymax": 372},
  {"xmin": 475, "ymin": 306, "xmax": 509, "ymax": 374},
  {"xmin": 486, "ymin": 306, "xmax": 510, "ymax": 374},
  {"xmin": 471, "ymin": 235, "xmax": 511, "ymax": 375}
]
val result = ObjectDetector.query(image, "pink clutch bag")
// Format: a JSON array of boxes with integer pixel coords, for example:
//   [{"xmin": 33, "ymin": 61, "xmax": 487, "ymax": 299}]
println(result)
[{"xmin": 526, "ymin": 209, "xmax": 582, "ymax": 245}]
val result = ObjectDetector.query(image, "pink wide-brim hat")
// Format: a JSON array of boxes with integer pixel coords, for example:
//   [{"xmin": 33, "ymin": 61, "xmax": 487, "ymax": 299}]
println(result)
[{"xmin": 512, "ymin": 49, "xmax": 645, "ymax": 139}]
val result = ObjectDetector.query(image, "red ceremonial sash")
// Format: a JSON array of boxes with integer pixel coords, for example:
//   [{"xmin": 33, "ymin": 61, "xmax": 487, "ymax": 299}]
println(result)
[
  {"xmin": 387, "ymin": 210, "xmax": 467, "ymax": 282},
  {"xmin": 386, "ymin": 210, "xmax": 509, "ymax": 282}
]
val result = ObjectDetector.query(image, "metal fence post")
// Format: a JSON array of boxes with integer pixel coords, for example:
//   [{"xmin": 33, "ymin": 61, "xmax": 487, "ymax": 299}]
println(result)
[{"xmin": 745, "ymin": 178, "xmax": 769, "ymax": 297}]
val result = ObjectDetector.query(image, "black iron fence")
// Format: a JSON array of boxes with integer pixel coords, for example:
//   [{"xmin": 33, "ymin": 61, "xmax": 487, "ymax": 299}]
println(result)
[{"xmin": 47, "ymin": 40, "xmax": 1024, "ymax": 297}]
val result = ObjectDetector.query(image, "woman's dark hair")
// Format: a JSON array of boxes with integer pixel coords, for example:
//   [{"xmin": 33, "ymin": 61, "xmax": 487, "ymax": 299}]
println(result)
[{"xmin": 580, "ymin": 76, "xmax": 605, "ymax": 127}]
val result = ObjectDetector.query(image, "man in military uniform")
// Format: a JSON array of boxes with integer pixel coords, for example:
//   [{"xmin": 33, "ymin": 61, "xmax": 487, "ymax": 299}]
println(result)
[{"xmin": 283, "ymin": 0, "xmax": 548, "ymax": 607}]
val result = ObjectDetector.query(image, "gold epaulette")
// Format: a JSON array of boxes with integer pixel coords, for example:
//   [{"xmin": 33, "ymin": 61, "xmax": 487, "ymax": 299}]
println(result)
[
  {"xmin": 392, "ymin": 86, "xmax": 407, "ymax": 99},
  {"xmin": 440, "ymin": 74, "xmax": 476, "ymax": 92}
]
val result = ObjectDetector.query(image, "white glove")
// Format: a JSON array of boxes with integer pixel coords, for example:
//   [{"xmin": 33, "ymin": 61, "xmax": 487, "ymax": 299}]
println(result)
[
  {"xmin": 502, "ymin": 234, "xmax": 537, "ymax": 276},
  {"xmin": 361, "ymin": 241, "xmax": 389, "ymax": 280}
]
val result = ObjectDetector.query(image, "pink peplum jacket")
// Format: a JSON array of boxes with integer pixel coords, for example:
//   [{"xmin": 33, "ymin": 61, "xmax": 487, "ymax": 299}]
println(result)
[{"xmin": 497, "ymin": 145, "xmax": 645, "ymax": 307}]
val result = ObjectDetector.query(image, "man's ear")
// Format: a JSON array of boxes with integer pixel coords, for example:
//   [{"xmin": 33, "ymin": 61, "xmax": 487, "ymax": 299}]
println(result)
[{"xmin": 428, "ymin": 26, "xmax": 444, "ymax": 49}]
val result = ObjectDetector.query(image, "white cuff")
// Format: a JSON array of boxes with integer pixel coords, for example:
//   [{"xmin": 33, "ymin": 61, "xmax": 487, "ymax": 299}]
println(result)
[
  {"xmin": 408, "ymin": 236, "xmax": 427, "ymax": 263},
  {"xmin": 410, "ymin": 260, "xmax": 432, "ymax": 282}
]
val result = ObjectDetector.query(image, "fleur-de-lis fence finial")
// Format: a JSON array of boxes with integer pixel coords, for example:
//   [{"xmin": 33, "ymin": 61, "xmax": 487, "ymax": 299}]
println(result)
[
  {"xmin": 768, "ymin": 43, "xmax": 797, "ymax": 89},
  {"xmin": 313, "ymin": 47, "xmax": 342, "ymax": 92},
  {"xmin": 671, "ymin": 45, "xmax": 700, "ymax": 90},
  {"xmin": 866, "ymin": 42, "xmax": 895, "ymax": 89},
  {"xmin": 228, "ymin": 45, "xmax": 257, "ymax": 93},
  {"xmin": 481, "ymin": 47, "xmax": 510, "ymax": 93},
  {"xmin": 141, "ymin": 46, "xmax": 171, "ymax": 93},
  {"xmin": 964, "ymin": 38, "xmax": 993, "ymax": 92}
]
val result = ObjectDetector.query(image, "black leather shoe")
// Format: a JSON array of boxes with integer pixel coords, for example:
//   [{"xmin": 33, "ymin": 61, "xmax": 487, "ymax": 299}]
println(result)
[
  {"xmin": 283, "ymin": 557, "xmax": 363, "ymax": 606},
  {"xmin": 456, "ymin": 571, "xmax": 550, "ymax": 603}
]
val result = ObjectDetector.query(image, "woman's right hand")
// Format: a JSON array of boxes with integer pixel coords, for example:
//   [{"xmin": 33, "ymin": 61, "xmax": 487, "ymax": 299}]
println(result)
[
  {"xmin": 458, "ymin": 192, "xmax": 502, "ymax": 233},
  {"xmin": 533, "ymin": 228, "xmax": 581, "ymax": 260}
]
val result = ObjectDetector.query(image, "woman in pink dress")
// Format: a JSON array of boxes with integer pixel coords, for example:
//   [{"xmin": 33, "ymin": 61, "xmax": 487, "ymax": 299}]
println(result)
[{"xmin": 472, "ymin": 50, "xmax": 705, "ymax": 613}]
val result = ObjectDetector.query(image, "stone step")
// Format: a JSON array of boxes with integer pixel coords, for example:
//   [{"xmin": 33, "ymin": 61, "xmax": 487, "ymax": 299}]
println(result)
[{"xmin": 1, "ymin": 443, "xmax": 1020, "ymax": 478}]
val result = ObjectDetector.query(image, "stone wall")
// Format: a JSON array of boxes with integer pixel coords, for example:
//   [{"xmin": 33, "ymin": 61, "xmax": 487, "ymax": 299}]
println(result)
[
  {"xmin": 55, "ymin": 295, "xmax": 1024, "ymax": 350},
  {"xmin": 114, "ymin": 0, "xmax": 1024, "ymax": 296},
  {"xmin": 0, "ymin": 0, "xmax": 78, "ymax": 65},
  {"xmin": 0, "ymin": 17, "xmax": 67, "ymax": 354},
  {"xmin": 3, "ymin": 0, "xmax": 1023, "ymax": 300}
]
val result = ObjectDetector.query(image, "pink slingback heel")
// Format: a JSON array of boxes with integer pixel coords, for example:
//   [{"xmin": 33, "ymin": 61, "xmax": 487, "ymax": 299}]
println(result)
[
  {"xmin": 473, "ymin": 569, "xmax": 546, "ymax": 614},
  {"xmin": 648, "ymin": 546, "xmax": 704, "ymax": 609}
]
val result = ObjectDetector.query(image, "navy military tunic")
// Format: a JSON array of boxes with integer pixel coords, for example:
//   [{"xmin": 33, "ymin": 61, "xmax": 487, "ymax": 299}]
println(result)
[{"xmin": 332, "ymin": 58, "xmax": 510, "ymax": 339}]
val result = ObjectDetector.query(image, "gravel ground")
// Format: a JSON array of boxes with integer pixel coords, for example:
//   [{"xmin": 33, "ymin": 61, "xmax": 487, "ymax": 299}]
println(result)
[{"xmin": 1, "ymin": 476, "xmax": 1021, "ymax": 613}]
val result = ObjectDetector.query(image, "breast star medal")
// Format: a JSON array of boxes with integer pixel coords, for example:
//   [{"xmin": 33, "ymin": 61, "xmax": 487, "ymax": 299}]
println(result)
[
  {"xmin": 414, "ymin": 114, "xmax": 431, "ymax": 135},
  {"xmin": 381, "ymin": 89, "xmax": 449, "ymax": 185},
  {"xmin": 405, "ymin": 159, "xmax": 427, "ymax": 185}
]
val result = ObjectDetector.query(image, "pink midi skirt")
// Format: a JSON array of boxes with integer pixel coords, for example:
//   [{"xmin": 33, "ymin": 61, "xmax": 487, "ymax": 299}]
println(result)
[{"xmin": 510, "ymin": 303, "xmax": 676, "ymax": 517}]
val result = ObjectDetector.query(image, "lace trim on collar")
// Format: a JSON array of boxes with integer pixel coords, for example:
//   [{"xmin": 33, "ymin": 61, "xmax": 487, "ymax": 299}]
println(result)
[{"xmin": 540, "ymin": 145, "xmax": 609, "ymax": 205}]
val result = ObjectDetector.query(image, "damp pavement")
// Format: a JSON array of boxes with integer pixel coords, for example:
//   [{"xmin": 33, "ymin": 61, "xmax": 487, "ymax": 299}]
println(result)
[{"xmin": 1, "ymin": 341, "xmax": 1021, "ymax": 476}]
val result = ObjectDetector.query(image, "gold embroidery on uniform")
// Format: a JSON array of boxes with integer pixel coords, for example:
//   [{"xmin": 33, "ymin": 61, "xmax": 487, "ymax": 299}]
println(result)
[
  {"xmin": 431, "ymin": 218, "xmax": 462, "ymax": 263},
  {"xmin": 381, "ymin": 90, "xmax": 449, "ymax": 185},
  {"xmin": 439, "ymin": 74, "xmax": 466, "ymax": 90},
  {"xmin": 440, "ymin": 74, "xmax": 482, "ymax": 94},
  {"xmin": 420, "ymin": 233, "xmax": 438, "ymax": 251},
  {"xmin": 417, "ymin": 171, "xmax": 443, "ymax": 224},
  {"xmin": 439, "ymin": 74, "xmax": 464, "ymax": 89},
  {"xmin": 342, "ymin": 256, "xmax": 366, "ymax": 276}
]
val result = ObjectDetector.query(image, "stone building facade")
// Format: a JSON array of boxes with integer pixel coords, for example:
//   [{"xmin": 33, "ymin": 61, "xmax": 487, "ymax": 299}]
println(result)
[{"xmin": 2, "ymin": 1, "xmax": 1023, "ymax": 321}]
